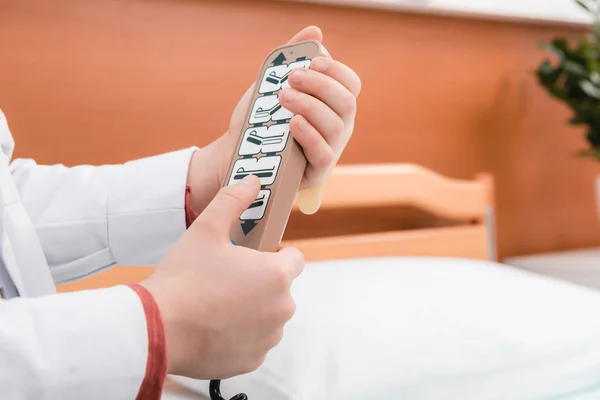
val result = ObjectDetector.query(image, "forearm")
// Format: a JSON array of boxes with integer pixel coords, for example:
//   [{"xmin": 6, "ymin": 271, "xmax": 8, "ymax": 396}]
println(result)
[{"xmin": 9, "ymin": 148, "xmax": 197, "ymax": 282}]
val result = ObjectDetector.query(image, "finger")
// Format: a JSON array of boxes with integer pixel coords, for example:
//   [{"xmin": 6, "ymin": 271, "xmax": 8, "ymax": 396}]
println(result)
[
  {"xmin": 290, "ymin": 115, "xmax": 334, "ymax": 185},
  {"xmin": 276, "ymin": 246, "xmax": 305, "ymax": 280},
  {"xmin": 278, "ymin": 88, "xmax": 344, "ymax": 148},
  {"xmin": 285, "ymin": 25, "xmax": 323, "ymax": 45},
  {"xmin": 194, "ymin": 174, "xmax": 261, "ymax": 239},
  {"xmin": 287, "ymin": 67, "xmax": 357, "ymax": 121},
  {"xmin": 296, "ymin": 185, "xmax": 324, "ymax": 215},
  {"xmin": 310, "ymin": 57, "xmax": 362, "ymax": 98}
]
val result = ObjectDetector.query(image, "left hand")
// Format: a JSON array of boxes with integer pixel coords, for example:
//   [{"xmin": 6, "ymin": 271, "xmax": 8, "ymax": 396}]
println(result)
[{"xmin": 187, "ymin": 26, "xmax": 361, "ymax": 214}]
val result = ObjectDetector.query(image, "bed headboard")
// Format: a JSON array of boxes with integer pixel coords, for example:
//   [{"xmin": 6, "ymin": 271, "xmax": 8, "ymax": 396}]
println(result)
[
  {"xmin": 57, "ymin": 163, "xmax": 495, "ymax": 292},
  {"xmin": 286, "ymin": 163, "xmax": 496, "ymax": 262}
]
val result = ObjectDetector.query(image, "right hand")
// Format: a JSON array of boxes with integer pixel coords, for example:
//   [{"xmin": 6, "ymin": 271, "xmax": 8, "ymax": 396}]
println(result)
[{"xmin": 140, "ymin": 174, "xmax": 305, "ymax": 380}]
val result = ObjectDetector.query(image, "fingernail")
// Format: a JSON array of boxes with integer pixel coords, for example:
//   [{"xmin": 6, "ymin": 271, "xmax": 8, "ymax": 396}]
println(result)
[
  {"xmin": 312, "ymin": 57, "xmax": 329, "ymax": 72},
  {"xmin": 241, "ymin": 174, "xmax": 258, "ymax": 185},
  {"xmin": 290, "ymin": 68, "xmax": 306, "ymax": 85},
  {"xmin": 280, "ymin": 88, "xmax": 297, "ymax": 103},
  {"xmin": 296, "ymin": 115, "xmax": 308, "ymax": 131}
]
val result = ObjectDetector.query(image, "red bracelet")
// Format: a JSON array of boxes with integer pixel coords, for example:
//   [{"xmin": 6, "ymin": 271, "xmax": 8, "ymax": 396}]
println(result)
[
  {"xmin": 124, "ymin": 185, "xmax": 198, "ymax": 398},
  {"xmin": 185, "ymin": 185, "xmax": 199, "ymax": 228},
  {"xmin": 127, "ymin": 283, "xmax": 168, "ymax": 400}
]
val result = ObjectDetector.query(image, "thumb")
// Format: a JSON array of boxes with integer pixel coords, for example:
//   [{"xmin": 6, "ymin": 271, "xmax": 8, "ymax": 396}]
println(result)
[
  {"xmin": 194, "ymin": 174, "xmax": 261, "ymax": 239},
  {"xmin": 286, "ymin": 25, "xmax": 323, "ymax": 45},
  {"xmin": 296, "ymin": 185, "xmax": 323, "ymax": 215}
]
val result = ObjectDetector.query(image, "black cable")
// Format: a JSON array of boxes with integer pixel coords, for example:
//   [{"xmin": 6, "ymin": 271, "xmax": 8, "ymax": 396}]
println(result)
[{"xmin": 209, "ymin": 379, "xmax": 248, "ymax": 400}]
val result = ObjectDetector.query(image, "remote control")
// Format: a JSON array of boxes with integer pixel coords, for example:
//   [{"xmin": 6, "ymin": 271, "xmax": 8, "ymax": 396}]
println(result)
[
  {"xmin": 210, "ymin": 39, "xmax": 332, "ymax": 400},
  {"xmin": 222, "ymin": 39, "xmax": 331, "ymax": 252}
]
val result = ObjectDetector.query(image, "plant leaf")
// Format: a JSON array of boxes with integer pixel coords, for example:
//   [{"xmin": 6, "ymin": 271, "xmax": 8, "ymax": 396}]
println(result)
[
  {"xmin": 576, "ymin": 0, "xmax": 591, "ymax": 13},
  {"xmin": 564, "ymin": 60, "xmax": 588, "ymax": 76},
  {"xmin": 594, "ymin": 21, "xmax": 600, "ymax": 42},
  {"xmin": 580, "ymin": 80, "xmax": 600, "ymax": 98},
  {"xmin": 551, "ymin": 38, "xmax": 571, "ymax": 54},
  {"xmin": 540, "ymin": 41, "xmax": 561, "ymax": 53},
  {"xmin": 569, "ymin": 115, "xmax": 587, "ymax": 125},
  {"xmin": 539, "ymin": 40, "xmax": 567, "ymax": 63}
]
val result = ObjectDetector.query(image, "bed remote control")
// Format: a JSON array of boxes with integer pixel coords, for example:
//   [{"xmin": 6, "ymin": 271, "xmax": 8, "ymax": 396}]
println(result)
[
  {"xmin": 222, "ymin": 39, "xmax": 331, "ymax": 252},
  {"xmin": 210, "ymin": 39, "xmax": 331, "ymax": 400}
]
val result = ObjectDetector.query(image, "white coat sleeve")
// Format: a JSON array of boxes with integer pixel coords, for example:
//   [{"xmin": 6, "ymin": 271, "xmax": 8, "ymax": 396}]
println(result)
[
  {"xmin": 8, "ymin": 147, "xmax": 198, "ymax": 283},
  {"xmin": 0, "ymin": 285, "xmax": 153, "ymax": 400}
]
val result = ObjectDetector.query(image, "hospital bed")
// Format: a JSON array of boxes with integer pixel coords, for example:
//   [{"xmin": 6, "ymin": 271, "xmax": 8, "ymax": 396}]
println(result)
[
  {"xmin": 160, "ymin": 164, "xmax": 600, "ymax": 400},
  {"xmin": 56, "ymin": 163, "xmax": 496, "ymax": 292},
  {"xmin": 56, "ymin": 164, "xmax": 600, "ymax": 400}
]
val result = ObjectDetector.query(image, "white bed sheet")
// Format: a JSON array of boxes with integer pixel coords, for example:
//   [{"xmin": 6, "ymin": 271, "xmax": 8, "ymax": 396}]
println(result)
[{"xmin": 164, "ymin": 257, "xmax": 600, "ymax": 400}]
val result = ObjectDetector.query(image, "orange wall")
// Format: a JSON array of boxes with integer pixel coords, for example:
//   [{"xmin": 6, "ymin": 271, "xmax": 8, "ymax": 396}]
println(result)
[{"xmin": 0, "ymin": 0, "xmax": 599, "ymax": 260}]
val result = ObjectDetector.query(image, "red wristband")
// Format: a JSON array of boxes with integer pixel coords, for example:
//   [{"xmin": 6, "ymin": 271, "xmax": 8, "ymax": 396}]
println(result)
[
  {"xmin": 185, "ymin": 185, "xmax": 199, "ymax": 228},
  {"xmin": 125, "ymin": 185, "xmax": 198, "ymax": 397},
  {"xmin": 128, "ymin": 283, "xmax": 168, "ymax": 400}
]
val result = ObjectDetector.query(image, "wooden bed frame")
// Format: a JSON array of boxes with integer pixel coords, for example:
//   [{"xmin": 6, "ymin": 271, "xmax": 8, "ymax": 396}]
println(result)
[
  {"xmin": 57, "ymin": 163, "xmax": 495, "ymax": 293},
  {"xmin": 287, "ymin": 163, "xmax": 496, "ymax": 262}
]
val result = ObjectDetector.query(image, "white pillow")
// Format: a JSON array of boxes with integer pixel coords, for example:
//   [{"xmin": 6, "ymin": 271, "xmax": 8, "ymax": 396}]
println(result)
[{"xmin": 167, "ymin": 257, "xmax": 600, "ymax": 400}]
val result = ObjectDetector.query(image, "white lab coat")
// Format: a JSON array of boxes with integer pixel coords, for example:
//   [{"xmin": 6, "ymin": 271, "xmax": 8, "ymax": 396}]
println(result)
[{"xmin": 0, "ymin": 108, "xmax": 197, "ymax": 399}]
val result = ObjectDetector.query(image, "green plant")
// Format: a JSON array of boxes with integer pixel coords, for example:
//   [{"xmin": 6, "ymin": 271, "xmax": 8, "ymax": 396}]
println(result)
[{"xmin": 536, "ymin": 0, "xmax": 600, "ymax": 160}]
